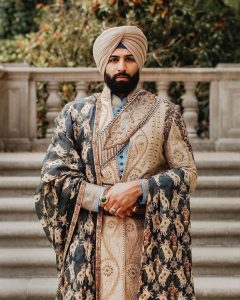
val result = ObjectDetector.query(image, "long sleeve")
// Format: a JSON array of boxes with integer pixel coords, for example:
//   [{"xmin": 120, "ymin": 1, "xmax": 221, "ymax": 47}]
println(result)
[
  {"xmin": 139, "ymin": 104, "xmax": 197, "ymax": 202},
  {"xmin": 162, "ymin": 105, "xmax": 197, "ymax": 193},
  {"xmin": 35, "ymin": 100, "xmax": 104, "ymax": 269}
]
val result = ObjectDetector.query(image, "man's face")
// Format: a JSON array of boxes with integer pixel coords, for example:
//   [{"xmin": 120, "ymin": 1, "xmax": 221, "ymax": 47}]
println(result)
[{"xmin": 104, "ymin": 48, "xmax": 139, "ymax": 96}]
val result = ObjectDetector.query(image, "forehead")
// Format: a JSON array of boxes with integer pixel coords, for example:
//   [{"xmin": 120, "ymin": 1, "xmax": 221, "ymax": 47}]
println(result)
[{"xmin": 110, "ymin": 48, "xmax": 133, "ymax": 57}]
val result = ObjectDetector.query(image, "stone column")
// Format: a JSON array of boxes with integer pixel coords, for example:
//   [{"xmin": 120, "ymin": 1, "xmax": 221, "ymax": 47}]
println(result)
[
  {"xmin": 212, "ymin": 64, "xmax": 240, "ymax": 151},
  {"xmin": 156, "ymin": 81, "xmax": 170, "ymax": 101},
  {"xmin": 46, "ymin": 81, "xmax": 61, "ymax": 138},
  {"xmin": 182, "ymin": 81, "xmax": 198, "ymax": 138},
  {"xmin": 75, "ymin": 81, "xmax": 88, "ymax": 100},
  {"xmin": 0, "ymin": 66, "xmax": 5, "ymax": 151},
  {"xmin": 0, "ymin": 64, "xmax": 33, "ymax": 151}
]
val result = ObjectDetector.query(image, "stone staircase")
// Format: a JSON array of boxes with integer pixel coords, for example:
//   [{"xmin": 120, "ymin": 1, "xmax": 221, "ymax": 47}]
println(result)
[{"xmin": 0, "ymin": 152, "xmax": 239, "ymax": 299}]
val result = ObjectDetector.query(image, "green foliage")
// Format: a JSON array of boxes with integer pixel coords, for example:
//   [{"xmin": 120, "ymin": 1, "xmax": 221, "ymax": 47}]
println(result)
[
  {"xmin": 0, "ymin": 0, "xmax": 52, "ymax": 39},
  {"xmin": 223, "ymin": 0, "xmax": 240, "ymax": 14},
  {"xmin": 24, "ymin": 0, "xmax": 240, "ymax": 68},
  {"xmin": 0, "ymin": 36, "xmax": 26, "ymax": 63},
  {"xmin": 24, "ymin": 2, "xmax": 99, "ymax": 67}
]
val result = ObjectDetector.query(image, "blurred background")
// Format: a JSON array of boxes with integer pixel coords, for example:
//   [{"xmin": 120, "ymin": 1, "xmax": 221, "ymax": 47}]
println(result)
[{"xmin": 0, "ymin": 0, "xmax": 240, "ymax": 138}]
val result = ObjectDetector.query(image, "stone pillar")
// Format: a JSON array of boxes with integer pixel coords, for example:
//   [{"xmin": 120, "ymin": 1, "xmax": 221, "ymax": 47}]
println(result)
[
  {"xmin": 0, "ymin": 66, "xmax": 5, "ymax": 151},
  {"xmin": 0, "ymin": 64, "xmax": 34, "ymax": 151},
  {"xmin": 46, "ymin": 81, "xmax": 61, "ymax": 138},
  {"xmin": 75, "ymin": 81, "xmax": 88, "ymax": 100},
  {"xmin": 211, "ymin": 64, "xmax": 240, "ymax": 151},
  {"xmin": 182, "ymin": 81, "xmax": 198, "ymax": 138},
  {"xmin": 156, "ymin": 81, "xmax": 170, "ymax": 101}
]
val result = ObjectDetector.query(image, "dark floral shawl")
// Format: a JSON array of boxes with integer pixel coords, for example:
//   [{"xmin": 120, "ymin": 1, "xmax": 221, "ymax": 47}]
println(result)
[{"xmin": 35, "ymin": 94, "xmax": 196, "ymax": 300}]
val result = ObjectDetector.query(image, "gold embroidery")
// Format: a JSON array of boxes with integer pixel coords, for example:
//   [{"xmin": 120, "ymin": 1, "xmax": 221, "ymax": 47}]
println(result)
[
  {"xmin": 95, "ymin": 89, "xmax": 197, "ymax": 300},
  {"xmin": 97, "ymin": 85, "xmax": 160, "ymax": 168},
  {"xmin": 122, "ymin": 100, "xmax": 168, "ymax": 182}
]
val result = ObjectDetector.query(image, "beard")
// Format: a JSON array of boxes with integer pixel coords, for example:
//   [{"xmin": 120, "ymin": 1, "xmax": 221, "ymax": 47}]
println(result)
[{"xmin": 104, "ymin": 70, "xmax": 139, "ymax": 96}]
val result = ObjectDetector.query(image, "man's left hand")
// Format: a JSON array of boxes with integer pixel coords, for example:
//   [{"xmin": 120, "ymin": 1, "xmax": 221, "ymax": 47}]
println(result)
[{"xmin": 101, "ymin": 180, "xmax": 142, "ymax": 216}]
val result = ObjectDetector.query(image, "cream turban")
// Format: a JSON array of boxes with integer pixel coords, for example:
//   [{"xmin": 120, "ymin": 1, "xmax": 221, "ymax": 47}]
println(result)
[{"xmin": 93, "ymin": 26, "xmax": 148, "ymax": 74}]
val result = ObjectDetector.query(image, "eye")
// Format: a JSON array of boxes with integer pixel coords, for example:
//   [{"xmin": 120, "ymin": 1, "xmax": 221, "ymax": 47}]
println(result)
[
  {"xmin": 108, "ymin": 57, "xmax": 118, "ymax": 63},
  {"xmin": 125, "ymin": 56, "xmax": 135, "ymax": 62}
]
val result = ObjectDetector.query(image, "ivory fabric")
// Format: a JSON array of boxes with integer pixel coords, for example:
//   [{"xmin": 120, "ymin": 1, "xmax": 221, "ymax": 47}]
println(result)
[
  {"xmin": 35, "ymin": 85, "xmax": 197, "ymax": 299},
  {"xmin": 100, "ymin": 215, "xmax": 144, "ymax": 300},
  {"xmin": 96, "ymin": 86, "xmax": 197, "ymax": 300},
  {"xmin": 93, "ymin": 26, "xmax": 148, "ymax": 74}
]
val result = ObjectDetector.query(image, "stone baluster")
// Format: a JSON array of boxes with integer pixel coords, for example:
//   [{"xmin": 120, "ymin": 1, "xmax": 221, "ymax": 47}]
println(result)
[
  {"xmin": 156, "ymin": 81, "xmax": 170, "ymax": 101},
  {"xmin": 75, "ymin": 81, "xmax": 88, "ymax": 100},
  {"xmin": 182, "ymin": 81, "xmax": 198, "ymax": 138},
  {"xmin": 46, "ymin": 81, "xmax": 61, "ymax": 138}
]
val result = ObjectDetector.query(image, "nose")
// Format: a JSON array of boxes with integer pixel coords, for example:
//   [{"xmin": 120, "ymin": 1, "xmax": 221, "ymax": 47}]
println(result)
[{"xmin": 117, "ymin": 58, "xmax": 126, "ymax": 72}]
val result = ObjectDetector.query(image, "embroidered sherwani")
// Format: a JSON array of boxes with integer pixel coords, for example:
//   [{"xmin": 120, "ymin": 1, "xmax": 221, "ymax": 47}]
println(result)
[{"xmin": 35, "ymin": 86, "xmax": 197, "ymax": 300}]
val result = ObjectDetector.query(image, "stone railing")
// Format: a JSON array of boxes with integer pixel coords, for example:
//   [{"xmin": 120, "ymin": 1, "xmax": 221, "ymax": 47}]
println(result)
[{"xmin": 0, "ymin": 64, "xmax": 240, "ymax": 152}]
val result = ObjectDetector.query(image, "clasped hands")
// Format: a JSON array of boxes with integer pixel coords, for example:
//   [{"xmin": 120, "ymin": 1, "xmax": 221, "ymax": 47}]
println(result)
[{"xmin": 100, "ymin": 180, "xmax": 142, "ymax": 218}]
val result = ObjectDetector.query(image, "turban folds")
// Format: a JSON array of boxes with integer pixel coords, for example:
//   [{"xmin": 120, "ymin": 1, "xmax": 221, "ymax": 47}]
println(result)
[{"xmin": 93, "ymin": 26, "xmax": 148, "ymax": 74}]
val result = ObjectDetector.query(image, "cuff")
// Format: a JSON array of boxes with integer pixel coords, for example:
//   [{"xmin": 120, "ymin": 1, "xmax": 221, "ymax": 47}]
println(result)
[
  {"xmin": 81, "ymin": 183, "xmax": 105, "ymax": 212},
  {"xmin": 137, "ymin": 179, "xmax": 149, "ymax": 205}
]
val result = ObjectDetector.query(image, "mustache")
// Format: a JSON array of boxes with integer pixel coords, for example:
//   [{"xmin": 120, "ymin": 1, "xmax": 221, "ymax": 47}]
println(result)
[{"xmin": 113, "ymin": 72, "xmax": 131, "ymax": 80}]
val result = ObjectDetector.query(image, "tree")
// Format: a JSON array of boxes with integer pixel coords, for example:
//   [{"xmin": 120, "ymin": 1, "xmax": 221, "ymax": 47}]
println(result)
[
  {"xmin": 24, "ymin": 0, "xmax": 240, "ymax": 67},
  {"xmin": 0, "ymin": 0, "xmax": 53, "ymax": 63},
  {"xmin": 0, "ymin": 0, "xmax": 52, "ymax": 38}
]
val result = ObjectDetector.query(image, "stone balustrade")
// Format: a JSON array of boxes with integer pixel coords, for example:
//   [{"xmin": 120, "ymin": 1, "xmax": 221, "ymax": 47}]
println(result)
[{"xmin": 0, "ymin": 64, "xmax": 240, "ymax": 152}]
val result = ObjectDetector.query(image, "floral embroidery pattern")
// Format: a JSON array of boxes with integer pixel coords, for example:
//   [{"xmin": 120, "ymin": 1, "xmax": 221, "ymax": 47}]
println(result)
[
  {"xmin": 35, "ymin": 90, "xmax": 196, "ymax": 300},
  {"xmin": 138, "ymin": 168, "xmax": 195, "ymax": 300}
]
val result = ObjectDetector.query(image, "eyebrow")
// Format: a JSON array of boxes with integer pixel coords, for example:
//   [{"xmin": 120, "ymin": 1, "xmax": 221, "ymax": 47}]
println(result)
[{"xmin": 109, "ymin": 54, "xmax": 134, "ymax": 58}]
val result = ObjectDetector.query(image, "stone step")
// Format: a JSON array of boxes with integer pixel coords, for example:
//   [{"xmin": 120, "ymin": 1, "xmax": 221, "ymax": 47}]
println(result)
[
  {"xmin": 0, "ymin": 277, "xmax": 58, "ymax": 300},
  {"xmin": 195, "ymin": 276, "xmax": 240, "ymax": 300},
  {"xmin": 0, "ymin": 177, "xmax": 39, "ymax": 196},
  {"xmin": 0, "ymin": 248, "xmax": 57, "ymax": 277},
  {"xmin": 191, "ymin": 220, "xmax": 240, "ymax": 247},
  {"xmin": 192, "ymin": 247, "xmax": 240, "ymax": 276},
  {"xmin": 0, "ymin": 221, "xmax": 49, "ymax": 247},
  {"xmin": 0, "ymin": 153, "xmax": 44, "ymax": 176},
  {"xmin": 0, "ymin": 197, "xmax": 37, "ymax": 221},
  {"xmin": 195, "ymin": 152, "xmax": 240, "ymax": 176},
  {"xmin": 1, "ymin": 196, "xmax": 239, "ymax": 221},
  {"xmin": 194, "ymin": 176, "xmax": 240, "ymax": 196},
  {"xmin": 191, "ymin": 197, "xmax": 240, "ymax": 220},
  {"xmin": 1, "ymin": 152, "xmax": 240, "ymax": 176},
  {"xmin": 0, "ymin": 247, "xmax": 239, "ymax": 278},
  {"xmin": 0, "ymin": 276, "xmax": 239, "ymax": 299},
  {"xmin": 1, "ymin": 175, "xmax": 240, "ymax": 197},
  {"xmin": 0, "ymin": 220, "xmax": 239, "ymax": 248}
]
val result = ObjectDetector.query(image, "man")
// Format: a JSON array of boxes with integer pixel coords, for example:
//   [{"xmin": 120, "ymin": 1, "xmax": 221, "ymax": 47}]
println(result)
[{"xmin": 35, "ymin": 26, "xmax": 197, "ymax": 300}]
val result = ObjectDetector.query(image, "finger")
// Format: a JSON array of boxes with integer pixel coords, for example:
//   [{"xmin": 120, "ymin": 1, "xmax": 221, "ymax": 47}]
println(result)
[
  {"xmin": 115, "ymin": 206, "xmax": 128, "ymax": 215},
  {"xmin": 100, "ymin": 187, "xmax": 112, "ymax": 207},
  {"xmin": 100, "ymin": 196, "xmax": 109, "ymax": 207},
  {"xmin": 104, "ymin": 199, "xmax": 115, "ymax": 211},
  {"xmin": 115, "ymin": 211, "xmax": 126, "ymax": 218},
  {"xmin": 126, "ymin": 210, "xmax": 133, "ymax": 217},
  {"xmin": 109, "ymin": 206, "xmax": 118, "ymax": 215}
]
